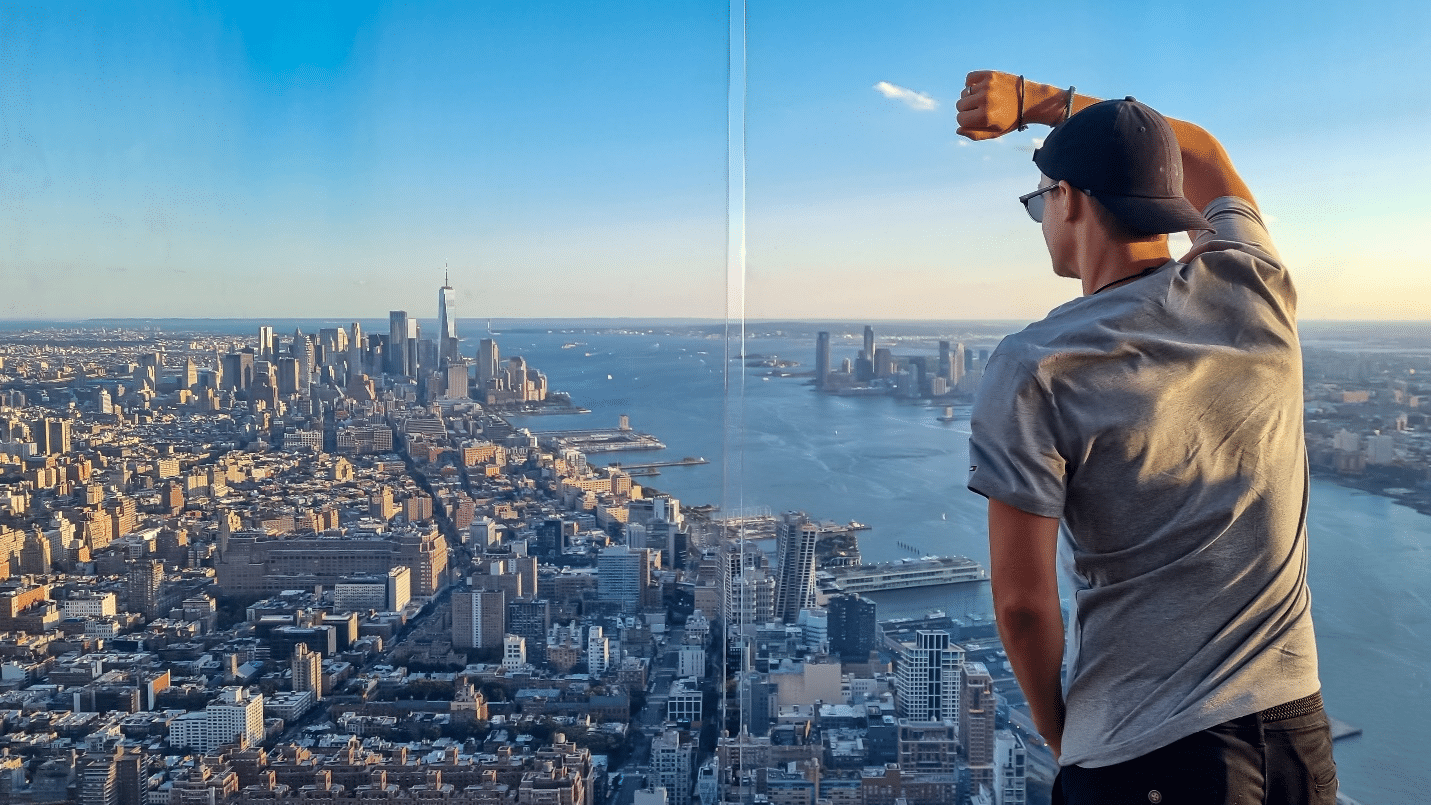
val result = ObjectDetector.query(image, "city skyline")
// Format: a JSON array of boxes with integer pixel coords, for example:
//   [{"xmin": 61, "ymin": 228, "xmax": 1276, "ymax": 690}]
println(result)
[{"xmin": 3, "ymin": 0, "xmax": 1429, "ymax": 321}]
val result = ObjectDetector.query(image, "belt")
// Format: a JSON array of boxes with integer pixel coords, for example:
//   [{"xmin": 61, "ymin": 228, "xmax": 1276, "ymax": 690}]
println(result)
[{"xmin": 1259, "ymin": 691, "xmax": 1323, "ymax": 722}]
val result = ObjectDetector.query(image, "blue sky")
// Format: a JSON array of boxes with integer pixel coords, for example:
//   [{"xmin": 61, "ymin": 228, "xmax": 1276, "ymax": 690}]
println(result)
[{"xmin": 2, "ymin": 0, "xmax": 1428, "ymax": 320}]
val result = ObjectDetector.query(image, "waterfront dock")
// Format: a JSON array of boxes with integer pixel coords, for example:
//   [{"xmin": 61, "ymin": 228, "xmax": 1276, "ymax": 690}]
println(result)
[
  {"xmin": 533, "ymin": 427, "xmax": 665, "ymax": 453},
  {"xmin": 609, "ymin": 457, "xmax": 709, "ymax": 470}
]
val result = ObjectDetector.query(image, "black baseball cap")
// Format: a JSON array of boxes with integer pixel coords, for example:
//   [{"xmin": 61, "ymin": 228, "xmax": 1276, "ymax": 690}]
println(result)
[{"xmin": 1033, "ymin": 97, "xmax": 1213, "ymax": 235}]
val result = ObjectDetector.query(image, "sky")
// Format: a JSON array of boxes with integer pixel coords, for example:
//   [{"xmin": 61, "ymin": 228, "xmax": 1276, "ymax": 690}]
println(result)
[{"xmin": 2, "ymin": 0, "xmax": 1429, "ymax": 321}]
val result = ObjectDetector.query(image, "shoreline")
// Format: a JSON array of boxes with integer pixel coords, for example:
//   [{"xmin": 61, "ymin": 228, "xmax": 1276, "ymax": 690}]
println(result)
[{"xmin": 1312, "ymin": 469, "xmax": 1431, "ymax": 517}]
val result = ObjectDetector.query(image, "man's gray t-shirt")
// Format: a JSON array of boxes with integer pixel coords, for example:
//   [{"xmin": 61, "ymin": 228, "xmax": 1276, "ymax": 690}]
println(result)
[{"xmin": 967, "ymin": 196, "xmax": 1320, "ymax": 769}]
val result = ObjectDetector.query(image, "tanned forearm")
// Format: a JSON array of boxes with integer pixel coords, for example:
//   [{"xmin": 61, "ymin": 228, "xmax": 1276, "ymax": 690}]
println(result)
[
  {"xmin": 957, "ymin": 71, "xmax": 1257, "ymax": 215},
  {"xmin": 996, "ymin": 592, "xmax": 1067, "ymax": 756},
  {"xmin": 987, "ymin": 498, "xmax": 1066, "ymax": 757}
]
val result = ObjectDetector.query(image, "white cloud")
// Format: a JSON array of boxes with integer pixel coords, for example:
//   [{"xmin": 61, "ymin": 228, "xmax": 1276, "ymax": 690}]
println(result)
[{"xmin": 873, "ymin": 81, "xmax": 937, "ymax": 111}]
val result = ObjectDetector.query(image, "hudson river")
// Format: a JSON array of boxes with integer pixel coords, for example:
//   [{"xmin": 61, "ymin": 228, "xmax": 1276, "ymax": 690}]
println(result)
[{"xmin": 498, "ymin": 327, "xmax": 1430, "ymax": 804}]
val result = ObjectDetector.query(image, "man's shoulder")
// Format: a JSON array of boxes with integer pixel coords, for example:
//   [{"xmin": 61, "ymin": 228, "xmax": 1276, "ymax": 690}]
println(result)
[
  {"xmin": 989, "ymin": 294, "xmax": 1129, "ymax": 370},
  {"xmin": 1182, "ymin": 195, "xmax": 1282, "ymax": 266},
  {"xmin": 984, "ymin": 327, "xmax": 1052, "ymax": 381}
]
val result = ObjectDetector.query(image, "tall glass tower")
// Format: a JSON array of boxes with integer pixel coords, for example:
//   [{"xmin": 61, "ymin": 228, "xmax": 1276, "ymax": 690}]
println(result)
[
  {"xmin": 437, "ymin": 269, "xmax": 458, "ymax": 367},
  {"xmin": 388, "ymin": 311, "xmax": 408, "ymax": 376}
]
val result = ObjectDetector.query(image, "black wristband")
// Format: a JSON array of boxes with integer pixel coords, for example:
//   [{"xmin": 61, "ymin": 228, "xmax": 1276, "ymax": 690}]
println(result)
[{"xmin": 1016, "ymin": 75, "xmax": 1029, "ymax": 132}]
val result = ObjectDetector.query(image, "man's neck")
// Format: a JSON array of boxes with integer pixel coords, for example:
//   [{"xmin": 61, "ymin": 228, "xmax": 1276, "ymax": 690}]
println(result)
[{"xmin": 1078, "ymin": 239, "xmax": 1172, "ymax": 296}]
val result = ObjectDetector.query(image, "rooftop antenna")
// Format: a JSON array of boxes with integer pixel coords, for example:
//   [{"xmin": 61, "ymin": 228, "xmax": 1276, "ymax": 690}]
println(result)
[{"xmin": 444, "ymin": 260, "xmax": 450, "ymax": 288}]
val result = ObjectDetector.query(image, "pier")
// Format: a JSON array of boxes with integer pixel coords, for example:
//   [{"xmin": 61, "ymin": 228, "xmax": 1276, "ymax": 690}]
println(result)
[
  {"xmin": 533, "ymin": 427, "xmax": 665, "ymax": 453},
  {"xmin": 609, "ymin": 457, "xmax": 709, "ymax": 470}
]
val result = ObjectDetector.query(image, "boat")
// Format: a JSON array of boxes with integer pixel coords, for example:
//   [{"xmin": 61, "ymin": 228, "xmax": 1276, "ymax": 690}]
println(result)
[{"xmin": 937, "ymin": 405, "xmax": 957, "ymax": 422}]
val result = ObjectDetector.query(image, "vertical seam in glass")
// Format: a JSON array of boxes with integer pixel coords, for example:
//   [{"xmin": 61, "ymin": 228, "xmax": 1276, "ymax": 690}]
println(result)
[{"xmin": 721, "ymin": 0, "xmax": 749, "ymax": 761}]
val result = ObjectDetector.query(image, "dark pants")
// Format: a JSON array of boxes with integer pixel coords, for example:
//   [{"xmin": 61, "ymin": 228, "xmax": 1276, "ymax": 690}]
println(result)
[{"xmin": 1054, "ymin": 693, "xmax": 1338, "ymax": 805}]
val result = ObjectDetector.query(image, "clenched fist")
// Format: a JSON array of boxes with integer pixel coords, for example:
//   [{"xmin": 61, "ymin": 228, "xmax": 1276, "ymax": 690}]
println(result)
[{"xmin": 956, "ymin": 70, "xmax": 1074, "ymax": 141}]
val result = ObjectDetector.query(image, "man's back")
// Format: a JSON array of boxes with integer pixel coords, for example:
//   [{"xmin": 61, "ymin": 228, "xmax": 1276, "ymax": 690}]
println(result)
[{"xmin": 969, "ymin": 196, "xmax": 1319, "ymax": 767}]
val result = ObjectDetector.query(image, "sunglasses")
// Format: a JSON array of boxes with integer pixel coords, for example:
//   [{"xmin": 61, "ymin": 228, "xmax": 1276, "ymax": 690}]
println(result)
[
  {"xmin": 1018, "ymin": 184, "xmax": 1059, "ymax": 223},
  {"xmin": 1019, "ymin": 183, "xmax": 1092, "ymax": 222}
]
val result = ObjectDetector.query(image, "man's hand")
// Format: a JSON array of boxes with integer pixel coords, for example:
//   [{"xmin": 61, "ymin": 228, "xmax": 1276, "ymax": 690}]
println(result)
[
  {"xmin": 956, "ymin": 70, "xmax": 1090, "ymax": 141},
  {"xmin": 955, "ymin": 71, "xmax": 1025, "ymax": 140}
]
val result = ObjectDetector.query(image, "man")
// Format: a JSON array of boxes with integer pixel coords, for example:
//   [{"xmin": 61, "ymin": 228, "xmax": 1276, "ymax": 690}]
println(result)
[{"xmin": 956, "ymin": 71, "xmax": 1337, "ymax": 802}]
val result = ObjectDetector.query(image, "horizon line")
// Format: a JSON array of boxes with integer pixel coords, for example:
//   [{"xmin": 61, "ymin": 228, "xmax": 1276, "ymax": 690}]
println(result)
[{"xmin": 3, "ymin": 317, "xmax": 1429, "ymax": 326}]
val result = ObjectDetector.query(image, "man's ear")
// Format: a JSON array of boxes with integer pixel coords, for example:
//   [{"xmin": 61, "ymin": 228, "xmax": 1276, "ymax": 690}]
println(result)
[{"xmin": 1058, "ymin": 180, "xmax": 1086, "ymax": 224}]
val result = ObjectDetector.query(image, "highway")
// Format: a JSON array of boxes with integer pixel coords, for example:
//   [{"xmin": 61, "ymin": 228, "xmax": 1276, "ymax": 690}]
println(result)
[{"xmin": 1006, "ymin": 708, "xmax": 1059, "ymax": 784}]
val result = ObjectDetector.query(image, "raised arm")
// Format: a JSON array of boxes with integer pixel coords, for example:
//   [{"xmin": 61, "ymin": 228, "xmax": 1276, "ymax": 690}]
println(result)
[{"xmin": 954, "ymin": 70, "xmax": 1257, "ymax": 213}]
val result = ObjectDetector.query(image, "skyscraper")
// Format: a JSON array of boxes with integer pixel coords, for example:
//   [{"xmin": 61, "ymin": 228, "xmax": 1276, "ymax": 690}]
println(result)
[
  {"xmin": 318, "ymin": 327, "xmax": 345, "ymax": 366},
  {"xmin": 896, "ymin": 630, "xmax": 964, "ymax": 721},
  {"xmin": 128, "ymin": 560, "xmax": 164, "ymax": 619},
  {"xmin": 863, "ymin": 325, "xmax": 875, "ymax": 363},
  {"xmin": 292, "ymin": 644, "xmax": 323, "ymax": 700},
  {"xmin": 443, "ymin": 362, "xmax": 470, "ymax": 400},
  {"xmin": 995, "ymin": 730, "xmax": 1028, "ymax": 805},
  {"xmin": 874, "ymin": 347, "xmax": 893, "ymax": 378},
  {"xmin": 438, "ymin": 272, "xmax": 458, "ymax": 367},
  {"xmin": 815, "ymin": 332, "xmax": 831, "ymax": 389},
  {"xmin": 827, "ymin": 593, "xmax": 877, "ymax": 660},
  {"xmin": 587, "ymin": 624, "xmax": 610, "ymax": 675},
  {"xmin": 598, "ymin": 545, "xmax": 651, "ymax": 614},
  {"xmin": 961, "ymin": 661, "xmax": 997, "ymax": 796},
  {"xmin": 774, "ymin": 512, "xmax": 818, "ymax": 623},
  {"xmin": 507, "ymin": 598, "xmax": 550, "ymax": 665},
  {"xmin": 452, "ymin": 589, "xmax": 505, "ymax": 650},
  {"xmin": 721, "ymin": 539, "xmax": 776, "ymax": 629},
  {"xmin": 388, "ymin": 311, "xmax": 409, "ymax": 376},
  {"xmin": 41, "ymin": 418, "xmax": 71, "ymax": 455},
  {"xmin": 257, "ymin": 326, "xmax": 275, "ymax": 361},
  {"xmin": 291, "ymin": 329, "xmax": 314, "ymax": 392},
  {"xmin": 114, "ymin": 747, "xmax": 148, "ymax": 805},
  {"xmin": 347, "ymin": 321, "xmax": 363, "ymax": 379},
  {"xmin": 652, "ymin": 728, "xmax": 696, "ymax": 805},
  {"xmin": 78, "ymin": 752, "xmax": 118, "ymax": 805},
  {"xmin": 275, "ymin": 358, "xmax": 300, "ymax": 395},
  {"xmin": 221, "ymin": 351, "xmax": 255, "ymax": 393},
  {"xmin": 477, "ymin": 338, "xmax": 499, "ymax": 388},
  {"xmin": 406, "ymin": 319, "xmax": 421, "ymax": 379}
]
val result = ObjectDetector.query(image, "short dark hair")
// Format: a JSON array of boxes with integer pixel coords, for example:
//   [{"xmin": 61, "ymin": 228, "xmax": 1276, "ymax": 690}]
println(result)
[{"xmin": 1088, "ymin": 193, "xmax": 1165, "ymax": 244}]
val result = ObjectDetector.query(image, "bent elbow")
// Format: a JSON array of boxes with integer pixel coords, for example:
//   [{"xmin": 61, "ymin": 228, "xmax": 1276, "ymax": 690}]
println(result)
[
  {"xmin": 995, "ymin": 601, "xmax": 1048, "ymax": 630},
  {"xmin": 992, "ymin": 579, "xmax": 1061, "ymax": 629}
]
